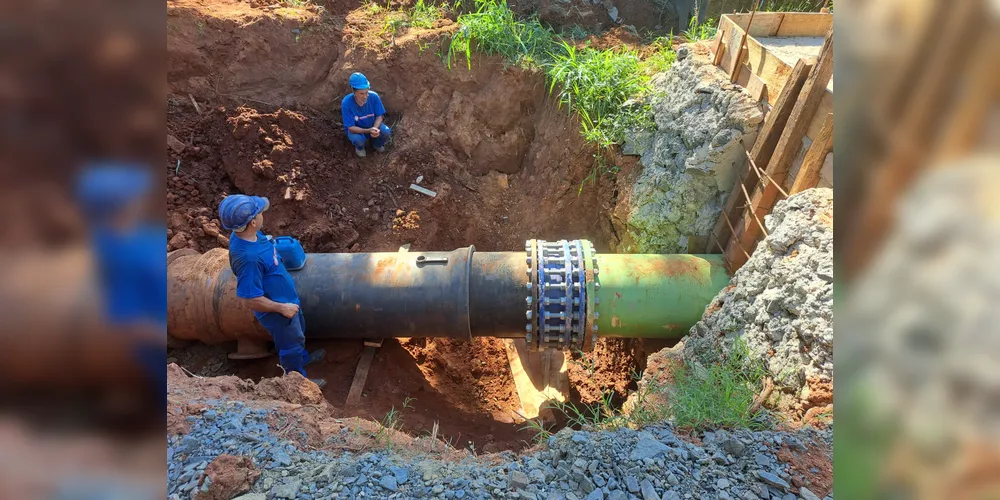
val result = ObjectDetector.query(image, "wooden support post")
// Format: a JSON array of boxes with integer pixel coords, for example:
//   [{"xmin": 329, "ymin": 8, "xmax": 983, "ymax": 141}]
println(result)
[
  {"xmin": 346, "ymin": 338, "xmax": 384, "ymax": 406},
  {"xmin": 727, "ymin": 27, "xmax": 834, "ymax": 270},
  {"xmin": 504, "ymin": 339, "xmax": 568, "ymax": 422},
  {"xmin": 705, "ymin": 58, "xmax": 813, "ymax": 254},
  {"xmin": 790, "ymin": 113, "xmax": 834, "ymax": 195}
]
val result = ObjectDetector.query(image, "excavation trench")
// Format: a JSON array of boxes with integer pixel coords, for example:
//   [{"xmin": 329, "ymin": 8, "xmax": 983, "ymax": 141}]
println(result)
[{"xmin": 165, "ymin": 0, "xmax": 663, "ymax": 452}]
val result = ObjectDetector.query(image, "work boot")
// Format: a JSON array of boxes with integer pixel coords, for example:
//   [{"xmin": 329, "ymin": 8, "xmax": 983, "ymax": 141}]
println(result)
[
  {"xmin": 309, "ymin": 378, "xmax": 327, "ymax": 389},
  {"xmin": 355, "ymin": 147, "xmax": 366, "ymax": 158},
  {"xmin": 306, "ymin": 348, "xmax": 326, "ymax": 366},
  {"xmin": 375, "ymin": 145, "xmax": 386, "ymax": 153}
]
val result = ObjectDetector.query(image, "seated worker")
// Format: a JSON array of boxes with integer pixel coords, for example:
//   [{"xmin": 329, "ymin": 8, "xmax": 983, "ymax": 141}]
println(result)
[
  {"xmin": 218, "ymin": 194, "xmax": 327, "ymax": 388},
  {"xmin": 341, "ymin": 72, "xmax": 391, "ymax": 158}
]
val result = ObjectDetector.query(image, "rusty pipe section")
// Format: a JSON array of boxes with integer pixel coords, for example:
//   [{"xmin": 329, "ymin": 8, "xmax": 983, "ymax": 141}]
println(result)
[{"xmin": 168, "ymin": 244, "xmax": 731, "ymax": 349}]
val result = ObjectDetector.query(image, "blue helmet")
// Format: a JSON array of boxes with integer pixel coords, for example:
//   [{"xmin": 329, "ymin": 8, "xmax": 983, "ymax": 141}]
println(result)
[
  {"xmin": 76, "ymin": 163, "xmax": 152, "ymax": 221},
  {"xmin": 349, "ymin": 72, "xmax": 370, "ymax": 90},
  {"xmin": 218, "ymin": 194, "xmax": 269, "ymax": 232}
]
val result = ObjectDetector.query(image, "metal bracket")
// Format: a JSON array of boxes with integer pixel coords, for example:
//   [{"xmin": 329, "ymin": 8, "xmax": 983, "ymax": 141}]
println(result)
[{"xmin": 415, "ymin": 255, "xmax": 448, "ymax": 266}]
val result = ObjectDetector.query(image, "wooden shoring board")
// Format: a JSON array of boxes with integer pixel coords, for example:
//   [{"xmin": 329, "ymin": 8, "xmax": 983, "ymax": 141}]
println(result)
[
  {"xmin": 346, "ymin": 345, "xmax": 377, "ymax": 406},
  {"xmin": 504, "ymin": 339, "xmax": 569, "ymax": 422},
  {"xmin": 790, "ymin": 113, "xmax": 834, "ymax": 195},
  {"xmin": 705, "ymin": 57, "xmax": 813, "ymax": 254},
  {"xmin": 727, "ymin": 27, "xmax": 833, "ymax": 270}
]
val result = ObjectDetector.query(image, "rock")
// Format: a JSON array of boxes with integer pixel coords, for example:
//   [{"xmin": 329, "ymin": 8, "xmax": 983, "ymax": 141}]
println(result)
[
  {"xmin": 640, "ymin": 479, "xmax": 658, "ymax": 500},
  {"xmin": 626, "ymin": 476, "xmax": 640, "ymax": 494},
  {"xmin": 511, "ymin": 471, "xmax": 530, "ymax": 490},
  {"xmin": 630, "ymin": 434, "xmax": 671, "ymax": 461},
  {"xmin": 529, "ymin": 469, "xmax": 546, "ymax": 484},
  {"xmin": 168, "ymin": 134, "xmax": 186, "ymax": 153},
  {"xmin": 721, "ymin": 439, "xmax": 745, "ymax": 457},
  {"xmin": 233, "ymin": 495, "xmax": 266, "ymax": 500},
  {"xmin": 609, "ymin": 492, "xmax": 626, "ymax": 500},
  {"xmin": 798, "ymin": 487, "xmax": 821, "ymax": 500},
  {"xmin": 586, "ymin": 489, "xmax": 605, "ymax": 500},
  {"xmin": 607, "ymin": 6, "xmax": 618, "ymax": 21},
  {"xmin": 271, "ymin": 479, "xmax": 302, "ymax": 499},
  {"xmin": 391, "ymin": 466, "xmax": 409, "ymax": 484},
  {"xmin": 757, "ymin": 471, "xmax": 789, "ymax": 490},
  {"xmin": 717, "ymin": 478, "xmax": 731, "ymax": 489},
  {"xmin": 379, "ymin": 476, "xmax": 398, "ymax": 491},
  {"xmin": 661, "ymin": 491, "xmax": 680, "ymax": 500},
  {"xmin": 754, "ymin": 453, "xmax": 771, "ymax": 466}
]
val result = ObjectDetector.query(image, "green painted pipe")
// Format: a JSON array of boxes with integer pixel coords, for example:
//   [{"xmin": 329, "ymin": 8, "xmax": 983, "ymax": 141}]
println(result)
[{"xmin": 594, "ymin": 254, "xmax": 730, "ymax": 338}]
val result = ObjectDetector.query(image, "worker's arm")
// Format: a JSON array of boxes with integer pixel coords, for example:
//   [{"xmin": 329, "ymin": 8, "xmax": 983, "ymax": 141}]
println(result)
[
  {"xmin": 244, "ymin": 296, "xmax": 300, "ymax": 318},
  {"xmin": 347, "ymin": 125, "xmax": 371, "ymax": 135},
  {"xmin": 233, "ymin": 257, "xmax": 300, "ymax": 318}
]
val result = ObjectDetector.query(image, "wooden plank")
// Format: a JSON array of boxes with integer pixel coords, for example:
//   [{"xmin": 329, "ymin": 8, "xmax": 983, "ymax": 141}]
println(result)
[
  {"xmin": 775, "ymin": 13, "xmax": 833, "ymax": 37},
  {"xmin": 805, "ymin": 91, "xmax": 833, "ymax": 141},
  {"xmin": 711, "ymin": 29, "xmax": 726, "ymax": 66},
  {"xmin": 727, "ymin": 27, "xmax": 834, "ymax": 270},
  {"xmin": 745, "ymin": 70, "xmax": 767, "ymax": 104},
  {"xmin": 737, "ymin": 33, "xmax": 798, "ymax": 106},
  {"xmin": 705, "ymin": 57, "xmax": 813, "ymax": 254},
  {"xmin": 728, "ymin": 6, "xmax": 761, "ymax": 83},
  {"xmin": 791, "ymin": 113, "xmax": 834, "ymax": 194},
  {"xmin": 346, "ymin": 346, "xmax": 377, "ymax": 406},
  {"xmin": 724, "ymin": 12, "xmax": 786, "ymax": 37},
  {"xmin": 504, "ymin": 339, "xmax": 568, "ymax": 421}
]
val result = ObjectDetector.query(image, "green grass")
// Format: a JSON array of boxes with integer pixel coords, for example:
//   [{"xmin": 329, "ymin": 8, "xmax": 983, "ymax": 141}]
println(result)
[
  {"xmin": 760, "ymin": 0, "xmax": 828, "ymax": 12},
  {"xmin": 446, "ymin": 0, "xmax": 673, "ymax": 182},
  {"xmin": 682, "ymin": 16, "xmax": 716, "ymax": 42},
  {"xmin": 383, "ymin": 0, "xmax": 445, "ymax": 36},
  {"xmin": 372, "ymin": 396, "xmax": 416, "ymax": 450},
  {"xmin": 668, "ymin": 339, "xmax": 769, "ymax": 431}
]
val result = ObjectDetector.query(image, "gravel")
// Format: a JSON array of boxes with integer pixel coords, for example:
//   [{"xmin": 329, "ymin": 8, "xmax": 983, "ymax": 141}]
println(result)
[{"xmin": 169, "ymin": 399, "xmax": 832, "ymax": 500}]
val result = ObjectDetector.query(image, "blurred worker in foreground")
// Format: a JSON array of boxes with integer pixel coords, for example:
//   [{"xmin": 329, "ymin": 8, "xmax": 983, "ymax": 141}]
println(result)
[
  {"xmin": 219, "ymin": 194, "xmax": 327, "ymax": 388},
  {"xmin": 76, "ymin": 164, "xmax": 167, "ymax": 416},
  {"xmin": 341, "ymin": 72, "xmax": 391, "ymax": 158}
]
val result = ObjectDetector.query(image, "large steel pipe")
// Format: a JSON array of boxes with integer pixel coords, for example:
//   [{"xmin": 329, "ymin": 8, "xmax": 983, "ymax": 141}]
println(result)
[{"xmin": 167, "ymin": 241, "xmax": 731, "ymax": 350}]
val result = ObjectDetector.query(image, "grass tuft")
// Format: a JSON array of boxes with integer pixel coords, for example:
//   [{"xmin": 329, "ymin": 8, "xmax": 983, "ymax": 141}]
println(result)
[
  {"xmin": 668, "ymin": 339, "xmax": 770, "ymax": 431},
  {"xmin": 372, "ymin": 396, "xmax": 416, "ymax": 450}
]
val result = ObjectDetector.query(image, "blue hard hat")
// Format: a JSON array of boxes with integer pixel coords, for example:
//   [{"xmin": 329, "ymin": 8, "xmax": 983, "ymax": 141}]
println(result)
[
  {"xmin": 349, "ymin": 72, "xmax": 370, "ymax": 90},
  {"xmin": 76, "ymin": 163, "xmax": 152, "ymax": 220},
  {"xmin": 218, "ymin": 194, "xmax": 270, "ymax": 231}
]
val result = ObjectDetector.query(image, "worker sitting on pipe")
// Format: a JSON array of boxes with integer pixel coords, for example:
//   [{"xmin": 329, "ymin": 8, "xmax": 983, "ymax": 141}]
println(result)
[
  {"xmin": 219, "ymin": 194, "xmax": 327, "ymax": 388},
  {"xmin": 341, "ymin": 72, "xmax": 391, "ymax": 158}
]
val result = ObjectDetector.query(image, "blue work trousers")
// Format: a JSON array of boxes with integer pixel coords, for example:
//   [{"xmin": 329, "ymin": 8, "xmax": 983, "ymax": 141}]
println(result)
[
  {"xmin": 267, "ymin": 312, "xmax": 310, "ymax": 377},
  {"xmin": 348, "ymin": 123, "xmax": 391, "ymax": 150}
]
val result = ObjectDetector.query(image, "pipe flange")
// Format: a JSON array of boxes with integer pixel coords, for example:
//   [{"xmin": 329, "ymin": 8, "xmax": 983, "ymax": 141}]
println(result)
[
  {"xmin": 526, "ymin": 239, "xmax": 540, "ymax": 347},
  {"xmin": 582, "ymin": 240, "xmax": 598, "ymax": 352}
]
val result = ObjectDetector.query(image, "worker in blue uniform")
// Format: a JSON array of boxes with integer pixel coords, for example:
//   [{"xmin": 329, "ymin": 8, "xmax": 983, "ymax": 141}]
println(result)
[
  {"xmin": 341, "ymin": 72, "xmax": 391, "ymax": 158},
  {"xmin": 76, "ymin": 164, "xmax": 167, "ymax": 415},
  {"xmin": 218, "ymin": 194, "xmax": 327, "ymax": 388}
]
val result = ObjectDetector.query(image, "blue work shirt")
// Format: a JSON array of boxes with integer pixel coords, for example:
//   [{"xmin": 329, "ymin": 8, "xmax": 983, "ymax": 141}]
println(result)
[
  {"xmin": 91, "ymin": 224, "xmax": 167, "ymax": 327},
  {"xmin": 341, "ymin": 92, "xmax": 386, "ymax": 134},
  {"xmin": 228, "ymin": 231, "xmax": 300, "ymax": 332}
]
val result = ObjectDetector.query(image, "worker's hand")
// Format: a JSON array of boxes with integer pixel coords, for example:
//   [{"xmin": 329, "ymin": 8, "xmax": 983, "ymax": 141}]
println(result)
[
  {"xmin": 370, "ymin": 127, "xmax": 380, "ymax": 138},
  {"xmin": 279, "ymin": 303, "xmax": 300, "ymax": 318}
]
